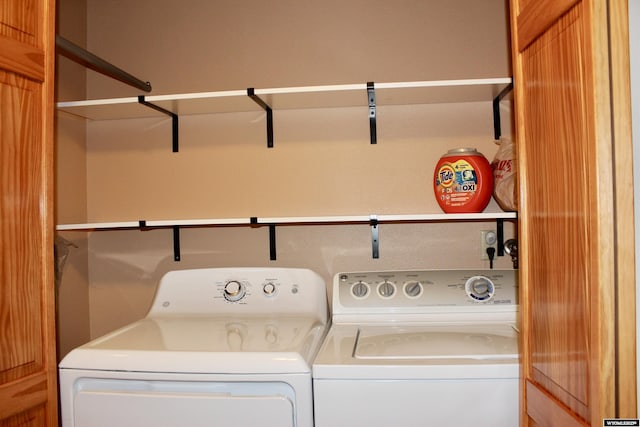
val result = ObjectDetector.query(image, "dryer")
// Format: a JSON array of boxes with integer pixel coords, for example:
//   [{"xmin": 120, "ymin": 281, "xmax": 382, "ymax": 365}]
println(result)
[
  {"xmin": 59, "ymin": 267, "xmax": 328, "ymax": 427},
  {"xmin": 312, "ymin": 269, "xmax": 519, "ymax": 427}
]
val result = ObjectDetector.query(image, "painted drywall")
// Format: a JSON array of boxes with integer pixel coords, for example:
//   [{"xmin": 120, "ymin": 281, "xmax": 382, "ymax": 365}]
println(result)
[
  {"xmin": 55, "ymin": 0, "xmax": 91, "ymax": 357},
  {"xmin": 56, "ymin": 0, "xmax": 516, "ymax": 339}
]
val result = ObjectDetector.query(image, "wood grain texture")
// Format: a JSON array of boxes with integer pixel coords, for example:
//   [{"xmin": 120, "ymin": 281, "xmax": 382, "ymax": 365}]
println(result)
[
  {"xmin": 0, "ymin": 0, "xmax": 38, "ymax": 44},
  {"xmin": 516, "ymin": 0, "xmax": 578, "ymax": 51},
  {"xmin": 607, "ymin": 0, "xmax": 637, "ymax": 418},
  {"xmin": 0, "ymin": 0, "xmax": 57, "ymax": 425},
  {"xmin": 522, "ymin": 4, "xmax": 591, "ymax": 419},
  {"xmin": 527, "ymin": 381, "xmax": 588, "ymax": 427},
  {"xmin": 510, "ymin": 0, "xmax": 631, "ymax": 424}
]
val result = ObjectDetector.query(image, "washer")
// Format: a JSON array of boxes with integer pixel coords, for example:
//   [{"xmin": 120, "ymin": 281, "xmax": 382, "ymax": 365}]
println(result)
[
  {"xmin": 313, "ymin": 269, "xmax": 519, "ymax": 427},
  {"xmin": 59, "ymin": 267, "xmax": 328, "ymax": 427}
]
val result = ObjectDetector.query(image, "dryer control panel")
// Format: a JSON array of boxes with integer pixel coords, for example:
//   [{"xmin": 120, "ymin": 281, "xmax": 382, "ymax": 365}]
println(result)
[{"xmin": 333, "ymin": 269, "xmax": 517, "ymax": 321}]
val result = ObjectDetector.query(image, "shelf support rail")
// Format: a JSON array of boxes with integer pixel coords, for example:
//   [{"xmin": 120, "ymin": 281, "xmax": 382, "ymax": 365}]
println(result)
[
  {"xmin": 367, "ymin": 82, "xmax": 377, "ymax": 144},
  {"xmin": 55, "ymin": 35, "xmax": 152, "ymax": 93},
  {"xmin": 493, "ymin": 82, "xmax": 514, "ymax": 140},
  {"xmin": 247, "ymin": 88, "xmax": 274, "ymax": 148},
  {"xmin": 138, "ymin": 96, "xmax": 180, "ymax": 152},
  {"xmin": 370, "ymin": 215, "xmax": 379, "ymax": 259}
]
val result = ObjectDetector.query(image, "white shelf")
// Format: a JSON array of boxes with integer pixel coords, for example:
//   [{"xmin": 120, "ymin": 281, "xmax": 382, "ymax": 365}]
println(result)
[
  {"xmin": 56, "ymin": 211, "xmax": 517, "ymax": 231},
  {"xmin": 56, "ymin": 77, "xmax": 512, "ymax": 120}
]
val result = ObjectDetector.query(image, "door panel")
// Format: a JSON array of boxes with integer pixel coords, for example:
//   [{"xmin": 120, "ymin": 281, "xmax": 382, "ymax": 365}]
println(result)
[
  {"xmin": 510, "ymin": 0, "xmax": 635, "ymax": 425},
  {"xmin": 521, "ymin": 4, "xmax": 590, "ymax": 417},
  {"xmin": 0, "ymin": 0, "xmax": 57, "ymax": 425}
]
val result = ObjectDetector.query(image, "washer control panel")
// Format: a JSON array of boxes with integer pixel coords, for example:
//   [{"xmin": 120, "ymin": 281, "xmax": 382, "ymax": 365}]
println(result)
[{"xmin": 336, "ymin": 269, "xmax": 517, "ymax": 310}]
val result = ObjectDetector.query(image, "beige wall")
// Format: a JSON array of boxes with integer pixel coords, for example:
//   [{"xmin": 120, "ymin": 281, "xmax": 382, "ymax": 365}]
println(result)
[
  {"xmin": 56, "ymin": 0, "xmax": 515, "ymax": 340},
  {"xmin": 56, "ymin": 0, "xmax": 90, "ymax": 357}
]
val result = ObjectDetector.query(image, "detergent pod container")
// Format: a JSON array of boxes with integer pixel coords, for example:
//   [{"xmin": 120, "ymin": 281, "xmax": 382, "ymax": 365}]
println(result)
[{"xmin": 433, "ymin": 148, "xmax": 493, "ymax": 213}]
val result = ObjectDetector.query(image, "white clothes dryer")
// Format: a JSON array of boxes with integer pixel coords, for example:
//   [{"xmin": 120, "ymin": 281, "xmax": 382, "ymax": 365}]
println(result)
[
  {"xmin": 313, "ymin": 269, "xmax": 519, "ymax": 427},
  {"xmin": 59, "ymin": 267, "xmax": 328, "ymax": 427}
]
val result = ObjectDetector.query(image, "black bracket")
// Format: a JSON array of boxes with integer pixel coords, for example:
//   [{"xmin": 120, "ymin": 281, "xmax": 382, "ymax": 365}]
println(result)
[
  {"xmin": 250, "ymin": 218, "xmax": 277, "ymax": 260},
  {"xmin": 172, "ymin": 226, "xmax": 181, "ymax": 261},
  {"xmin": 367, "ymin": 82, "xmax": 377, "ymax": 144},
  {"xmin": 138, "ymin": 221, "xmax": 181, "ymax": 261},
  {"xmin": 247, "ymin": 88, "xmax": 274, "ymax": 148},
  {"xmin": 493, "ymin": 82, "xmax": 513, "ymax": 141},
  {"xmin": 138, "ymin": 96, "xmax": 179, "ymax": 152},
  {"xmin": 370, "ymin": 215, "xmax": 379, "ymax": 259},
  {"xmin": 496, "ymin": 218, "xmax": 505, "ymax": 257},
  {"xmin": 269, "ymin": 224, "xmax": 277, "ymax": 261}
]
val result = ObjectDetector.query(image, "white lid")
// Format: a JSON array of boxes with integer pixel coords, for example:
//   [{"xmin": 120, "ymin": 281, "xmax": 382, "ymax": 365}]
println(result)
[{"xmin": 60, "ymin": 316, "xmax": 327, "ymax": 374}]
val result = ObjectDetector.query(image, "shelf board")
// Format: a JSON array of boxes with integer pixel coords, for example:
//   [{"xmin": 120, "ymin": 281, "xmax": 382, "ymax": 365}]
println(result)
[
  {"xmin": 56, "ymin": 78, "xmax": 512, "ymax": 121},
  {"xmin": 56, "ymin": 211, "xmax": 517, "ymax": 231}
]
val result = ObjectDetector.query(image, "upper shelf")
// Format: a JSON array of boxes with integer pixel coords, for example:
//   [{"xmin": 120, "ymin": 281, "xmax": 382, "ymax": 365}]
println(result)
[{"xmin": 56, "ymin": 77, "xmax": 513, "ymax": 121}]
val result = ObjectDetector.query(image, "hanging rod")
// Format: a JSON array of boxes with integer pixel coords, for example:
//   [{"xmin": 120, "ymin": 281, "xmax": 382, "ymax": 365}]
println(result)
[{"xmin": 55, "ymin": 35, "xmax": 152, "ymax": 93}]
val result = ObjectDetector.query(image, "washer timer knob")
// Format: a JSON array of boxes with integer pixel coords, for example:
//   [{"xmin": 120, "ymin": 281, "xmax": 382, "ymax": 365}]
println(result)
[
  {"xmin": 465, "ymin": 276, "xmax": 495, "ymax": 302},
  {"xmin": 351, "ymin": 281, "xmax": 370, "ymax": 299},
  {"xmin": 223, "ymin": 280, "xmax": 246, "ymax": 302},
  {"xmin": 263, "ymin": 282, "xmax": 277, "ymax": 296}
]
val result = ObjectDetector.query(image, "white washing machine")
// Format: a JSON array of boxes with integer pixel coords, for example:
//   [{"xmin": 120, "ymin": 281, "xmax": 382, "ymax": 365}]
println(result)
[
  {"xmin": 313, "ymin": 269, "xmax": 519, "ymax": 427},
  {"xmin": 59, "ymin": 267, "xmax": 328, "ymax": 427}
]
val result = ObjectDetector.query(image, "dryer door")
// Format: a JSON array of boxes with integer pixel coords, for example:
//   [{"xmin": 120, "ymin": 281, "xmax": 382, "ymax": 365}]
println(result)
[{"xmin": 70, "ymin": 378, "xmax": 295, "ymax": 427}]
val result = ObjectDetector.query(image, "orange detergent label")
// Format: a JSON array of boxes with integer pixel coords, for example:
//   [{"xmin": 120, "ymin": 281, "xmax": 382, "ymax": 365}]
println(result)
[{"xmin": 435, "ymin": 160, "xmax": 482, "ymax": 208}]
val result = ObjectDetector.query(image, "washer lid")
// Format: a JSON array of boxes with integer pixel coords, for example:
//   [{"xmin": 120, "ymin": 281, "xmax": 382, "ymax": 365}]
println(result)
[
  {"xmin": 60, "ymin": 315, "xmax": 327, "ymax": 374},
  {"xmin": 354, "ymin": 324, "xmax": 518, "ymax": 360}
]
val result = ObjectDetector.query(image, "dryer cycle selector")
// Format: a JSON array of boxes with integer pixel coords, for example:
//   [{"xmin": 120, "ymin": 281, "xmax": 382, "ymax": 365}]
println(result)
[
  {"xmin": 465, "ymin": 275, "xmax": 495, "ymax": 302},
  {"xmin": 223, "ymin": 280, "xmax": 246, "ymax": 302}
]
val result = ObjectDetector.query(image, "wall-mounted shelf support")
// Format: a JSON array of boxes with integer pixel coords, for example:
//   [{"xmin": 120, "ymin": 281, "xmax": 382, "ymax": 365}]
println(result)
[
  {"xmin": 138, "ymin": 96, "xmax": 179, "ymax": 152},
  {"xmin": 269, "ymin": 224, "xmax": 277, "ymax": 260},
  {"xmin": 56, "ymin": 35, "xmax": 152, "ymax": 93},
  {"xmin": 367, "ymin": 82, "xmax": 377, "ymax": 144},
  {"xmin": 248, "ymin": 88, "xmax": 274, "ymax": 148},
  {"xmin": 173, "ymin": 226, "xmax": 181, "ymax": 261},
  {"xmin": 496, "ymin": 218, "xmax": 505, "ymax": 257},
  {"xmin": 370, "ymin": 215, "xmax": 379, "ymax": 258},
  {"xmin": 493, "ymin": 82, "xmax": 513, "ymax": 140}
]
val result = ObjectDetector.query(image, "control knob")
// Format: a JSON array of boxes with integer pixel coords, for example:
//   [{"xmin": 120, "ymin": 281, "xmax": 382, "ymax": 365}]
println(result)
[
  {"xmin": 224, "ymin": 280, "xmax": 246, "ymax": 302},
  {"xmin": 377, "ymin": 280, "xmax": 396, "ymax": 298},
  {"xmin": 351, "ymin": 281, "xmax": 370, "ymax": 298},
  {"xmin": 465, "ymin": 276, "xmax": 495, "ymax": 302},
  {"xmin": 404, "ymin": 281, "xmax": 423, "ymax": 298}
]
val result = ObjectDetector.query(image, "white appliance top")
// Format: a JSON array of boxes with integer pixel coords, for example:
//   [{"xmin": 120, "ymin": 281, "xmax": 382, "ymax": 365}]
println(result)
[
  {"xmin": 313, "ymin": 269, "xmax": 519, "ymax": 379},
  {"xmin": 60, "ymin": 267, "xmax": 329, "ymax": 374}
]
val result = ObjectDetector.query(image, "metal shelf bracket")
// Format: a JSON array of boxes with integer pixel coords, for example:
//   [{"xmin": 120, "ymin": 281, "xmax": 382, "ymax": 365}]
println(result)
[
  {"xmin": 493, "ymin": 82, "xmax": 513, "ymax": 140},
  {"xmin": 496, "ymin": 218, "xmax": 505, "ymax": 257},
  {"xmin": 367, "ymin": 82, "xmax": 377, "ymax": 144},
  {"xmin": 370, "ymin": 215, "xmax": 379, "ymax": 258},
  {"xmin": 173, "ymin": 226, "xmax": 181, "ymax": 261},
  {"xmin": 247, "ymin": 88, "xmax": 274, "ymax": 148},
  {"xmin": 138, "ymin": 96, "xmax": 179, "ymax": 152}
]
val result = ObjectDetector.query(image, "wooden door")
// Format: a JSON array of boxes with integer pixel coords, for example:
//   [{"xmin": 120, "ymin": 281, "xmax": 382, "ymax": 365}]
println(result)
[
  {"xmin": 510, "ymin": 0, "xmax": 636, "ymax": 425},
  {"xmin": 0, "ymin": 0, "xmax": 58, "ymax": 426}
]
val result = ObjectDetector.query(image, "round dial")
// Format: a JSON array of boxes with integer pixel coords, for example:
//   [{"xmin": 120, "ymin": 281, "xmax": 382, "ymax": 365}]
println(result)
[
  {"xmin": 351, "ymin": 281, "xmax": 370, "ymax": 299},
  {"xmin": 263, "ymin": 282, "xmax": 277, "ymax": 296},
  {"xmin": 465, "ymin": 276, "xmax": 495, "ymax": 302},
  {"xmin": 403, "ymin": 281, "xmax": 423, "ymax": 298},
  {"xmin": 224, "ymin": 280, "xmax": 246, "ymax": 302},
  {"xmin": 377, "ymin": 281, "xmax": 396, "ymax": 298}
]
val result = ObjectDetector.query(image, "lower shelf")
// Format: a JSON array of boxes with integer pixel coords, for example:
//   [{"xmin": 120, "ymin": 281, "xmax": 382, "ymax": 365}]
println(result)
[{"xmin": 56, "ymin": 212, "xmax": 517, "ymax": 261}]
